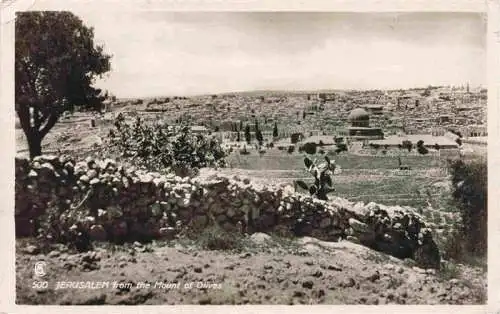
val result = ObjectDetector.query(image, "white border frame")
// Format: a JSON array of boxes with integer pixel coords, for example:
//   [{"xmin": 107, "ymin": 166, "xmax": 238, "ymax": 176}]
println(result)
[{"xmin": 1, "ymin": 1, "xmax": 497, "ymax": 313}]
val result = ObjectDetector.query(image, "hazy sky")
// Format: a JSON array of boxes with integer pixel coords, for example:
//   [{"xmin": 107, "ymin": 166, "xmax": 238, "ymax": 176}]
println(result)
[{"xmin": 71, "ymin": 12, "xmax": 486, "ymax": 98}]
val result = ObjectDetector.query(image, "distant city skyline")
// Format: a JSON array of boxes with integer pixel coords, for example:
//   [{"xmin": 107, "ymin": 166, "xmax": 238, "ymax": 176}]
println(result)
[{"xmin": 65, "ymin": 11, "xmax": 486, "ymax": 98}]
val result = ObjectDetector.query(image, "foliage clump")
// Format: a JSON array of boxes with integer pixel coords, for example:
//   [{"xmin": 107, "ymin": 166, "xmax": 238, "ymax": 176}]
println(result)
[
  {"xmin": 295, "ymin": 156, "xmax": 336, "ymax": 200},
  {"xmin": 108, "ymin": 115, "xmax": 227, "ymax": 176},
  {"xmin": 445, "ymin": 158, "xmax": 487, "ymax": 259}
]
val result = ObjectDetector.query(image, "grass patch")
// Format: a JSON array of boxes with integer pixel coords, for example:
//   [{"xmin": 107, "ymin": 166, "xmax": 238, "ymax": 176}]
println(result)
[
  {"xmin": 189, "ymin": 225, "xmax": 248, "ymax": 252},
  {"xmin": 227, "ymin": 152, "xmax": 448, "ymax": 171},
  {"xmin": 438, "ymin": 261, "xmax": 461, "ymax": 281}
]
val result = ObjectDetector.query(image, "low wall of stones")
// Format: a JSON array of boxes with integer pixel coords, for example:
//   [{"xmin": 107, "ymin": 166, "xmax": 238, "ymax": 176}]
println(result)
[{"xmin": 15, "ymin": 155, "xmax": 441, "ymax": 268}]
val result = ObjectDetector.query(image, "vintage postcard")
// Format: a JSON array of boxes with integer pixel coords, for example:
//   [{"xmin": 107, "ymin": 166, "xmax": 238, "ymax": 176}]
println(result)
[{"xmin": 1, "ymin": 0, "xmax": 497, "ymax": 312}]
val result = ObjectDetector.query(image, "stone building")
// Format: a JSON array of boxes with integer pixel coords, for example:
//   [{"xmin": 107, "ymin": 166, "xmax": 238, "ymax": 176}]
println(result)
[{"xmin": 338, "ymin": 108, "xmax": 384, "ymax": 141}]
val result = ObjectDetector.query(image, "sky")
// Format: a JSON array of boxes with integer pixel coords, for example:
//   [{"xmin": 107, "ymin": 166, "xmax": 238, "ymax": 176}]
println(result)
[{"xmin": 69, "ymin": 12, "xmax": 486, "ymax": 98}]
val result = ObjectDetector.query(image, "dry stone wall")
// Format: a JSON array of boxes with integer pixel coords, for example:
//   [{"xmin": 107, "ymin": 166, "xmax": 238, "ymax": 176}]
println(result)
[{"xmin": 15, "ymin": 154, "xmax": 441, "ymax": 268}]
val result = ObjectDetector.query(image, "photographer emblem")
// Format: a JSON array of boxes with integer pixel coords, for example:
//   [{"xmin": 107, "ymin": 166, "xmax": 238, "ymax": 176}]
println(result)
[{"xmin": 34, "ymin": 261, "xmax": 47, "ymax": 277}]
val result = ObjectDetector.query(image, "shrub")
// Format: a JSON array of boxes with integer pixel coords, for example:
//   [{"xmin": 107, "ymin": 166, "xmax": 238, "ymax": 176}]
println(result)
[
  {"xmin": 193, "ymin": 225, "xmax": 246, "ymax": 251},
  {"xmin": 287, "ymin": 145, "xmax": 295, "ymax": 154},
  {"xmin": 447, "ymin": 158, "xmax": 487, "ymax": 257},
  {"xmin": 239, "ymin": 146, "xmax": 250, "ymax": 155},
  {"xmin": 108, "ymin": 116, "xmax": 227, "ymax": 176},
  {"xmin": 295, "ymin": 156, "xmax": 335, "ymax": 200},
  {"xmin": 417, "ymin": 146, "xmax": 429, "ymax": 155},
  {"xmin": 302, "ymin": 142, "xmax": 317, "ymax": 154},
  {"xmin": 402, "ymin": 140, "xmax": 413, "ymax": 152},
  {"xmin": 335, "ymin": 143, "xmax": 347, "ymax": 154}
]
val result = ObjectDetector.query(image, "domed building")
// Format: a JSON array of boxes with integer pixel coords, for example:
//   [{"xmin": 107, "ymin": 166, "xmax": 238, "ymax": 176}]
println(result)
[
  {"xmin": 345, "ymin": 108, "xmax": 384, "ymax": 140},
  {"xmin": 348, "ymin": 108, "xmax": 370, "ymax": 127}
]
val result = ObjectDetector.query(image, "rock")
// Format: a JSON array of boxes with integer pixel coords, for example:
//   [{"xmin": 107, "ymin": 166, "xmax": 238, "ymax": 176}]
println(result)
[
  {"xmin": 191, "ymin": 215, "xmax": 208, "ymax": 229},
  {"xmin": 346, "ymin": 236, "xmax": 360, "ymax": 244},
  {"xmin": 239, "ymin": 252, "xmax": 252, "ymax": 259},
  {"xmin": 449, "ymin": 278, "xmax": 460, "ymax": 285},
  {"xmin": 263, "ymin": 264, "xmax": 273, "ymax": 270},
  {"xmin": 24, "ymin": 245, "xmax": 40, "ymax": 255},
  {"xmin": 319, "ymin": 217, "xmax": 331, "ymax": 228},
  {"xmin": 79, "ymin": 175, "xmax": 90, "ymax": 183},
  {"xmin": 412, "ymin": 266, "xmax": 427, "ymax": 274},
  {"xmin": 340, "ymin": 278, "xmax": 356, "ymax": 288},
  {"xmin": 366, "ymin": 270, "xmax": 380, "ymax": 282},
  {"xmin": 198, "ymin": 297, "xmax": 212, "ymax": 305},
  {"xmin": 249, "ymin": 232, "xmax": 271, "ymax": 244},
  {"xmin": 302, "ymin": 280, "xmax": 314, "ymax": 289},
  {"xmin": 133, "ymin": 241, "xmax": 143, "ymax": 247},
  {"xmin": 89, "ymin": 225, "xmax": 107, "ymax": 241},
  {"xmin": 159, "ymin": 227, "xmax": 176, "ymax": 240},
  {"xmin": 349, "ymin": 218, "xmax": 370, "ymax": 233},
  {"xmin": 28, "ymin": 170, "xmax": 38, "ymax": 178},
  {"xmin": 48, "ymin": 250, "xmax": 60, "ymax": 258},
  {"xmin": 384, "ymin": 264, "xmax": 395, "ymax": 270},
  {"xmin": 311, "ymin": 270, "xmax": 323, "ymax": 278}
]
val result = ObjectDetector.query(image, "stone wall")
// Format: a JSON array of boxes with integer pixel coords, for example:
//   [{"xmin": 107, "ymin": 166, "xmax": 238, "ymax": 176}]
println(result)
[{"xmin": 15, "ymin": 155, "xmax": 441, "ymax": 268}]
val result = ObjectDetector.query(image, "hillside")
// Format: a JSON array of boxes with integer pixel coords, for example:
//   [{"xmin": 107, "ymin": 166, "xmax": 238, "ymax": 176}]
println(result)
[{"xmin": 16, "ymin": 233, "xmax": 486, "ymax": 305}]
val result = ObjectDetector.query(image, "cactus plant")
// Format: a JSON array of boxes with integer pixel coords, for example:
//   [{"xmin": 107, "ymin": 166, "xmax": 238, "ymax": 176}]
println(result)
[{"xmin": 295, "ymin": 156, "xmax": 336, "ymax": 200}]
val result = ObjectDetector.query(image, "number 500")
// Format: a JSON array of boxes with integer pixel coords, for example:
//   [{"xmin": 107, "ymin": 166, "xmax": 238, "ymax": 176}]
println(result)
[{"xmin": 32, "ymin": 281, "xmax": 48, "ymax": 289}]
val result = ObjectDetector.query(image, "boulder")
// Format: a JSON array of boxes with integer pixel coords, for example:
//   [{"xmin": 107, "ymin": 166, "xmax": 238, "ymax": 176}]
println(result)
[
  {"xmin": 89, "ymin": 224, "xmax": 107, "ymax": 241},
  {"xmin": 349, "ymin": 218, "xmax": 370, "ymax": 233}
]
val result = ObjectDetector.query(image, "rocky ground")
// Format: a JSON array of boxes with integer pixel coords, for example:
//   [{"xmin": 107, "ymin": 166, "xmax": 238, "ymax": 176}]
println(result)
[{"xmin": 16, "ymin": 232, "xmax": 486, "ymax": 305}]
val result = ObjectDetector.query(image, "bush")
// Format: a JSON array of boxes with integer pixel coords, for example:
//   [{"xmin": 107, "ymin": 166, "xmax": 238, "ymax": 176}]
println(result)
[
  {"xmin": 295, "ymin": 156, "xmax": 335, "ymax": 200},
  {"xmin": 335, "ymin": 143, "xmax": 347, "ymax": 154},
  {"xmin": 417, "ymin": 146, "xmax": 429, "ymax": 155},
  {"xmin": 193, "ymin": 225, "xmax": 246, "ymax": 251},
  {"xmin": 301, "ymin": 142, "xmax": 317, "ymax": 155},
  {"xmin": 447, "ymin": 158, "xmax": 487, "ymax": 257},
  {"xmin": 287, "ymin": 146, "xmax": 295, "ymax": 154},
  {"xmin": 108, "ymin": 116, "xmax": 227, "ymax": 176},
  {"xmin": 402, "ymin": 140, "xmax": 413, "ymax": 152},
  {"xmin": 239, "ymin": 146, "xmax": 250, "ymax": 155}
]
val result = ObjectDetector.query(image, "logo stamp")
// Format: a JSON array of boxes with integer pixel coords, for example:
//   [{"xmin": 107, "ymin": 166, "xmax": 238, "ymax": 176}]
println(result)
[{"xmin": 34, "ymin": 261, "xmax": 47, "ymax": 277}]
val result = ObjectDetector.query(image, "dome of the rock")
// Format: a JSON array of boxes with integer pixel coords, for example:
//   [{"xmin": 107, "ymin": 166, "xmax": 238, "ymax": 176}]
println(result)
[{"xmin": 347, "ymin": 108, "xmax": 370, "ymax": 122}]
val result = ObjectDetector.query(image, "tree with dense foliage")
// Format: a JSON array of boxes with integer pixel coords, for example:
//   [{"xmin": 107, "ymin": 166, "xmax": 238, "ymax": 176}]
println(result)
[
  {"xmin": 109, "ymin": 117, "xmax": 226, "ymax": 177},
  {"xmin": 447, "ymin": 158, "xmax": 487, "ymax": 258},
  {"xmin": 256, "ymin": 129, "xmax": 264, "ymax": 146},
  {"xmin": 16, "ymin": 11, "xmax": 111, "ymax": 158},
  {"xmin": 402, "ymin": 140, "xmax": 413, "ymax": 152},
  {"xmin": 273, "ymin": 121, "xmax": 278, "ymax": 138},
  {"xmin": 244, "ymin": 125, "xmax": 251, "ymax": 144},
  {"xmin": 417, "ymin": 140, "xmax": 429, "ymax": 155}
]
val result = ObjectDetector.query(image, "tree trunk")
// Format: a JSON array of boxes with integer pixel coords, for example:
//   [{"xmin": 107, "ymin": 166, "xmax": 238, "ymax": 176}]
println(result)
[{"xmin": 27, "ymin": 134, "xmax": 42, "ymax": 159}]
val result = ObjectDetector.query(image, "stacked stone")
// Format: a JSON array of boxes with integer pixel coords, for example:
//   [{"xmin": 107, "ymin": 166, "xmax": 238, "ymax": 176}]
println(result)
[{"xmin": 14, "ymin": 155, "xmax": 440, "ymax": 267}]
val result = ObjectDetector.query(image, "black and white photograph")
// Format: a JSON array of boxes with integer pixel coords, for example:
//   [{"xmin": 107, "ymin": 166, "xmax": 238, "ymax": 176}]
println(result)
[{"xmin": 5, "ymin": 1, "xmax": 493, "ymax": 308}]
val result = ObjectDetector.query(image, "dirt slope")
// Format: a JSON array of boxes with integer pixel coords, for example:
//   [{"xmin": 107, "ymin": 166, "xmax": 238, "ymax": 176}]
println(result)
[{"xmin": 16, "ymin": 234, "xmax": 486, "ymax": 305}]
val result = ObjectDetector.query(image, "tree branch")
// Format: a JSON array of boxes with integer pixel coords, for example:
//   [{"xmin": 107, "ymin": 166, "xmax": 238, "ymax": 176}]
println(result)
[{"xmin": 39, "ymin": 113, "xmax": 59, "ymax": 138}]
